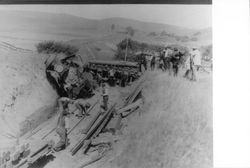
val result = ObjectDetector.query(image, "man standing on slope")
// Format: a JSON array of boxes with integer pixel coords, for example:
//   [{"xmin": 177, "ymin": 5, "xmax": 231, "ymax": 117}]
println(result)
[
  {"xmin": 101, "ymin": 83, "xmax": 109, "ymax": 111},
  {"xmin": 190, "ymin": 47, "xmax": 202, "ymax": 81},
  {"xmin": 54, "ymin": 97, "xmax": 73, "ymax": 151}
]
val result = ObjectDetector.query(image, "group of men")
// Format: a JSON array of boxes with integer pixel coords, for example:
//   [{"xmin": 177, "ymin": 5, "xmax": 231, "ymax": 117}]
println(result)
[
  {"xmin": 158, "ymin": 47, "xmax": 183, "ymax": 76},
  {"xmin": 140, "ymin": 46, "xmax": 202, "ymax": 81},
  {"xmin": 137, "ymin": 47, "xmax": 183, "ymax": 76}
]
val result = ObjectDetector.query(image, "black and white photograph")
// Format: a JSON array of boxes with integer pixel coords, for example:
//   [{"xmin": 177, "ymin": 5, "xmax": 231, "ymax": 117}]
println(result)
[{"xmin": 0, "ymin": 3, "xmax": 213, "ymax": 168}]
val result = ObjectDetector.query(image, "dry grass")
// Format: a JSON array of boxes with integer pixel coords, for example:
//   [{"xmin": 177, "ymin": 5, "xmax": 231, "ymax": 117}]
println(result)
[{"xmin": 107, "ymin": 71, "xmax": 212, "ymax": 168}]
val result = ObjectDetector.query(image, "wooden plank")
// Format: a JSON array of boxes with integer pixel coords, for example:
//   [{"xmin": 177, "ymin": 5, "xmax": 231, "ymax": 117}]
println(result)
[
  {"xmin": 77, "ymin": 153, "xmax": 103, "ymax": 168},
  {"xmin": 117, "ymin": 99, "xmax": 142, "ymax": 114},
  {"xmin": 124, "ymin": 73, "xmax": 148, "ymax": 107},
  {"xmin": 41, "ymin": 128, "xmax": 56, "ymax": 140},
  {"xmin": 81, "ymin": 110, "xmax": 102, "ymax": 135},
  {"xmin": 68, "ymin": 100, "xmax": 98, "ymax": 135},
  {"xmin": 71, "ymin": 104, "xmax": 116, "ymax": 155},
  {"xmin": 41, "ymin": 100, "xmax": 98, "ymax": 139}
]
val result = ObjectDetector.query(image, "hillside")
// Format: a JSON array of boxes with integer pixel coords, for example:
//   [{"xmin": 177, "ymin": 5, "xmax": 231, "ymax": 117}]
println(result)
[
  {"xmin": 0, "ymin": 10, "xmax": 212, "ymax": 54},
  {"xmin": 101, "ymin": 71, "xmax": 212, "ymax": 168},
  {"xmin": 0, "ymin": 43, "xmax": 58, "ymax": 152}
]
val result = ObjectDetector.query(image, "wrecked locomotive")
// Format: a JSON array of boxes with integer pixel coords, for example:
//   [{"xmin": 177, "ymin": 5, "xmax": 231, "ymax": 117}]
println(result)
[{"xmin": 45, "ymin": 54, "xmax": 141, "ymax": 99}]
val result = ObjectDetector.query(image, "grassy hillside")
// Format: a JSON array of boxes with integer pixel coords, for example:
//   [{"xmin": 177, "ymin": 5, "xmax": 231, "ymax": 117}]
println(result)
[{"xmin": 104, "ymin": 71, "xmax": 212, "ymax": 168}]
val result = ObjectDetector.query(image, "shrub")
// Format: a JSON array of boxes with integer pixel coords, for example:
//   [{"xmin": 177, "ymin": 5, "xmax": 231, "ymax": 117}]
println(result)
[
  {"xmin": 191, "ymin": 37, "xmax": 198, "ymax": 41},
  {"xmin": 193, "ymin": 31, "xmax": 201, "ymax": 36},
  {"xmin": 126, "ymin": 26, "xmax": 135, "ymax": 36},
  {"xmin": 148, "ymin": 32, "xmax": 157, "ymax": 36},
  {"xmin": 160, "ymin": 30, "xmax": 168, "ymax": 36},
  {"xmin": 115, "ymin": 38, "xmax": 163, "ymax": 62},
  {"xmin": 36, "ymin": 40, "xmax": 79, "ymax": 56}
]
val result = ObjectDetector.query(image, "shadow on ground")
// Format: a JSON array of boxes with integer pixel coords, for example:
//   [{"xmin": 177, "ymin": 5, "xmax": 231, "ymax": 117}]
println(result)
[{"xmin": 28, "ymin": 154, "xmax": 55, "ymax": 168}]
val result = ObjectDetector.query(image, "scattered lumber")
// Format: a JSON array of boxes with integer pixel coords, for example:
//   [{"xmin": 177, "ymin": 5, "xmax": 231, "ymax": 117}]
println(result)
[
  {"xmin": 41, "ymin": 128, "xmax": 56, "ymax": 140},
  {"xmin": 77, "ymin": 143, "xmax": 111, "ymax": 168},
  {"xmin": 81, "ymin": 110, "xmax": 102, "ymax": 135},
  {"xmin": 68, "ymin": 100, "xmax": 98, "ymax": 135},
  {"xmin": 42, "ymin": 100, "xmax": 98, "ymax": 140},
  {"xmin": 124, "ymin": 72, "xmax": 148, "ymax": 107},
  {"xmin": 117, "ymin": 99, "xmax": 142, "ymax": 115},
  {"xmin": 71, "ymin": 104, "xmax": 116, "ymax": 156},
  {"xmin": 77, "ymin": 153, "xmax": 103, "ymax": 168}
]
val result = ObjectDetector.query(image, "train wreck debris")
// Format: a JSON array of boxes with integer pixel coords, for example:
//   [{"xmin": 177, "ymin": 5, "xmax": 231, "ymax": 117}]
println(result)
[{"xmin": 45, "ymin": 54, "xmax": 142, "ymax": 99}]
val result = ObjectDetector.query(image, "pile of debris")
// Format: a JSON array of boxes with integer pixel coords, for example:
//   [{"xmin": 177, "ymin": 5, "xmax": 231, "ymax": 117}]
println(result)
[
  {"xmin": 45, "ymin": 54, "xmax": 142, "ymax": 99},
  {"xmin": 71, "ymin": 73, "xmax": 147, "ymax": 168},
  {"xmin": 45, "ymin": 54, "xmax": 97, "ymax": 99}
]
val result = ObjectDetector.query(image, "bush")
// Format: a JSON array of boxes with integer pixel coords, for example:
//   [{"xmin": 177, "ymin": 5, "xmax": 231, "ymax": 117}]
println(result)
[
  {"xmin": 160, "ymin": 30, "xmax": 168, "ymax": 36},
  {"xmin": 115, "ymin": 38, "xmax": 164, "ymax": 62},
  {"xmin": 126, "ymin": 26, "xmax": 135, "ymax": 36},
  {"xmin": 193, "ymin": 31, "xmax": 201, "ymax": 36},
  {"xmin": 190, "ymin": 37, "xmax": 198, "ymax": 41},
  {"xmin": 36, "ymin": 40, "xmax": 79, "ymax": 56},
  {"xmin": 148, "ymin": 32, "xmax": 157, "ymax": 36}
]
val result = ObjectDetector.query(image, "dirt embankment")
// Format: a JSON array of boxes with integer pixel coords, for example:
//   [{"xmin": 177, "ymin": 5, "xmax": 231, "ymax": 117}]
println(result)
[
  {"xmin": 102, "ymin": 71, "xmax": 212, "ymax": 168},
  {"xmin": 0, "ymin": 46, "xmax": 58, "ymax": 151}
]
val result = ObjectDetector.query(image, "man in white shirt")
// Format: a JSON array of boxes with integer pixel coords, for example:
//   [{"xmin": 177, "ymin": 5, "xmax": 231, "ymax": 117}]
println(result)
[
  {"xmin": 192, "ymin": 48, "xmax": 202, "ymax": 70},
  {"xmin": 190, "ymin": 47, "xmax": 202, "ymax": 81},
  {"xmin": 163, "ymin": 47, "xmax": 173, "ymax": 74}
]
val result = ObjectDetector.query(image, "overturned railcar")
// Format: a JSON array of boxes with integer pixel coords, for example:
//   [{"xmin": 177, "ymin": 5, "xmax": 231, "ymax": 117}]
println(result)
[
  {"xmin": 88, "ymin": 60, "xmax": 141, "ymax": 87},
  {"xmin": 44, "ymin": 54, "xmax": 95, "ymax": 99}
]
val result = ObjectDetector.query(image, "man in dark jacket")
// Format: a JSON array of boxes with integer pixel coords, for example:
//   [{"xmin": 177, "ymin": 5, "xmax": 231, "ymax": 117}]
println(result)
[{"xmin": 54, "ymin": 97, "xmax": 73, "ymax": 151}]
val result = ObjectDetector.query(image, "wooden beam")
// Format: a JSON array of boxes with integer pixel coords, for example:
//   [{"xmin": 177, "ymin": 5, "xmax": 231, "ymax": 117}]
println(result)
[
  {"xmin": 117, "ymin": 99, "xmax": 142, "ymax": 114},
  {"xmin": 68, "ymin": 100, "xmax": 98, "ymax": 135},
  {"xmin": 71, "ymin": 104, "xmax": 116, "ymax": 155}
]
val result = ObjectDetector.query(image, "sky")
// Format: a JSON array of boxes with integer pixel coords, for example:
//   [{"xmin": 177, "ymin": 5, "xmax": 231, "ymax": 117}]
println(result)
[{"xmin": 0, "ymin": 5, "xmax": 211, "ymax": 29}]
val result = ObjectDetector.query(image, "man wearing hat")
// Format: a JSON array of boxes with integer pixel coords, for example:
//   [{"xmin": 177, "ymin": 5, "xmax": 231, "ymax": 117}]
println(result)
[
  {"xmin": 73, "ymin": 99, "xmax": 91, "ymax": 118},
  {"xmin": 190, "ymin": 47, "xmax": 201, "ymax": 81}
]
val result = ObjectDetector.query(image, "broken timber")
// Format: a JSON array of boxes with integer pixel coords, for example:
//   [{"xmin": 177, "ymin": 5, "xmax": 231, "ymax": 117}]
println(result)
[
  {"xmin": 42, "ymin": 100, "xmax": 98, "ymax": 140},
  {"xmin": 117, "ymin": 98, "xmax": 142, "ymax": 116},
  {"xmin": 81, "ymin": 108, "xmax": 103, "ymax": 135},
  {"xmin": 124, "ymin": 72, "xmax": 148, "ymax": 107},
  {"xmin": 68, "ymin": 100, "xmax": 98, "ymax": 135},
  {"xmin": 70, "ymin": 103, "xmax": 116, "ymax": 156}
]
